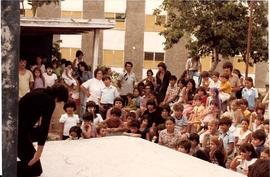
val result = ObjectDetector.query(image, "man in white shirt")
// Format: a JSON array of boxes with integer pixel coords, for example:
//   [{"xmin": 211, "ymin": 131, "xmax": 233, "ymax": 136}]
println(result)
[
  {"xmin": 117, "ymin": 62, "xmax": 136, "ymax": 106},
  {"xmin": 99, "ymin": 75, "xmax": 119, "ymax": 119}
]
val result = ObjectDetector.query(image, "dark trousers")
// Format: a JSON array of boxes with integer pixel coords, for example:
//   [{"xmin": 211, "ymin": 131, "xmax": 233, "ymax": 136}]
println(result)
[
  {"xmin": 120, "ymin": 95, "xmax": 128, "ymax": 106},
  {"xmin": 17, "ymin": 131, "xmax": 43, "ymax": 177}
]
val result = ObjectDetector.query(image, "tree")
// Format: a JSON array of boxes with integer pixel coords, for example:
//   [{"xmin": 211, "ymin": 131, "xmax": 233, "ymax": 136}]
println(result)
[{"xmin": 154, "ymin": 1, "xmax": 268, "ymax": 71}]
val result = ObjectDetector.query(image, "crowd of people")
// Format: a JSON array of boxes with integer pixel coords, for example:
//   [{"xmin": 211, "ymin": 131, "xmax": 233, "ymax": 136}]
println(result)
[{"xmin": 19, "ymin": 51, "xmax": 269, "ymax": 177}]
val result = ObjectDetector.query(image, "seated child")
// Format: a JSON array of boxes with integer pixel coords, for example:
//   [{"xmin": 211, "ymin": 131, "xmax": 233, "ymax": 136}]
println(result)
[
  {"xmin": 81, "ymin": 112, "xmax": 97, "ymax": 138},
  {"xmin": 260, "ymin": 147, "xmax": 270, "ymax": 160},
  {"xmin": 124, "ymin": 93, "xmax": 137, "ymax": 112},
  {"xmin": 252, "ymin": 129, "xmax": 267, "ymax": 156},
  {"xmin": 171, "ymin": 104, "xmax": 188, "ymax": 132},
  {"xmin": 189, "ymin": 95, "xmax": 205, "ymax": 132},
  {"xmin": 123, "ymin": 120, "xmax": 141, "ymax": 137},
  {"xmin": 96, "ymin": 123, "xmax": 108, "ymax": 138},
  {"xmin": 67, "ymin": 126, "xmax": 82, "ymax": 140},
  {"xmin": 177, "ymin": 140, "xmax": 192, "ymax": 154},
  {"xmin": 160, "ymin": 75, "xmax": 179, "ymax": 106},
  {"xmin": 59, "ymin": 100, "xmax": 80, "ymax": 140},
  {"xmin": 219, "ymin": 73, "xmax": 231, "ymax": 103},
  {"xmin": 209, "ymin": 71, "xmax": 221, "ymax": 89},
  {"xmin": 86, "ymin": 101, "xmax": 103, "ymax": 125},
  {"xmin": 200, "ymin": 71, "xmax": 212, "ymax": 90},
  {"xmin": 104, "ymin": 108, "xmax": 125, "ymax": 135}
]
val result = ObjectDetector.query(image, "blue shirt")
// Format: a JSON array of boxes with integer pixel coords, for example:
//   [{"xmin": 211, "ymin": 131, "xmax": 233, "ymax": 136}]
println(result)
[{"xmin": 242, "ymin": 87, "xmax": 258, "ymax": 110}]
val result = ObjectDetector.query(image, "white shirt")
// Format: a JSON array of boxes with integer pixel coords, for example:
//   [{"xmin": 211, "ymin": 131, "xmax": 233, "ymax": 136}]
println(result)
[
  {"xmin": 59, "ymin": 113, "xmax": 80, "ymax": 136},
  {"xmin": 100, "ymin": 85, "xmax": 119, "ymax": 104},
  {"xmin": 82, "ymin": 78, "xmax": 105, "ymax": 103},
  {"xmin": 117, "ymin": 72, "xmax": 136, "ymax": 95},
  {"xmin": 209, "ymin": 80, "xmax": 221, "ymax": 89},
  {"xmin": 93, "ymin": 113, "xmax": 104, "ymax": 125},
  {"xmin": 43, "ymin": 72, "xmax": 57, "ymax": 87}
]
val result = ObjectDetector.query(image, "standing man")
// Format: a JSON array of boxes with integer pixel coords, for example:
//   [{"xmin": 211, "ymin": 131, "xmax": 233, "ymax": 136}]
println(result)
[
  {"xmin": 222, "ymin": 61, "xmax": 241, "ymax": 97},
  {"xmin": 18, "ymin": 84, "xmax": 69, "ymax": 176},
  {"xmin": 117, "ymin": 62, "xmax": 136, "ymax": 106},
  {"xmin": 19, "ymin": 58, "xmax": 34, "ymax": 99}
]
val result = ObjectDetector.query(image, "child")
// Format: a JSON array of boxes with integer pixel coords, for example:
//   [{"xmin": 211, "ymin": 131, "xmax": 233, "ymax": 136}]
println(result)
[
  {"xmin": 62, "ymin": 61, "xmax": 77, "ymax": 88},
  {"xmin": 218, "ymin": 116, "xmax": 235, "ymax": 167},
  {"xmin": 206, "ymin": 87, "xmax": 221, "ymax": 110},
  {"xmin": 252, "ymin": 129, "xmax": 267, "ymax": 156},
  {"xmin": 239, "ymin": 99, "xmax": 251, "ymax": 119},
  {"xmin": 189, "ymin": 133, "xmax": 200, "ymax": 155},
  {"xmin": 123, "ymin": 112, "xmax": 136, "ymax": 130},
  {"xmin": 200, "ymin": 71, "xmax": 212, "ymax": 90},
  {"xmin": 124, "ymin": 93, "xmax": 137, "ymax": 112},
  {"xmin": 177, "ymin": 140, "xmax": 192, "ymax": 154},
  {"xmin": 263, "ymin": 119, "xmax": 270, "ymax": 147},
  {"xmin": 160, "ymin": 104, "xmax": 171, "ymax": 121},
  {"xmin": 86, "ymin": 101, "xmax": 103, "ymax": 126},
  {"xmin": 252, "ymin": 115, "xmax": 264, "ymax": 131},
  {"xmin": 100, "ymin": 76, "xmax": 119, "ymax": 119},
  {"xmin": 260, "ymin": 147, "xmax": 270, "ymax": 160},
  {"xmin": 104, "ymin": 108, "xmax": 125, "ymax": 135},
  {"xmin": 33, "ymin": 67, "xmax": 45, "ymax": 89},
  {"xmin": 196, "ymin": 86, "xmax": 208, "ymax": 106},
  {"xmin": 241, "ymin": 77, "xmax": 258, "ymax": 111},
  {"xmin": 160, "ymin": 75, "xmax": 179, "ymax": 106},
  {"xmin": 59, "ymin": 100, "xmax": 80, "ymax": 140},
  {"xmin": 81, "ymin": 112, "xmax": 97, "ymax": 138},
  {"xmin": 139, "ymin": 115, "xmax": 150, "ymax": 140},
  {"xmin": 209, "ymin": 136, "xmax": 226, "ymax": 167},
  {"xmin": 172, "ymin": 104, "xmax": 188, "ymax": 132},
  {"xmin": 123, "ymin": 120, "xmax": 141, "ymax": 137},
  {"xmin": 189, "ymin": 95, "xmax": 205, "ymax": 132},
  {"xmin": 200, "ymin": 119, "xmax": 219, "ymax": 152},
  {"xmin": 133, "ymin": 87, "xmax": 141, "ymax": 109},
  {"xmin": 219, "ymin": 73, "xmax": 232, "ymax": 103},
  {"xmin": 106, "ymin": 97, "xmax": 126, "ymax": 121},
  {"xmin": 43, "ymin": 63, "xmax": 58, "ymax": 87},
  {"xmin": 96, "ymin": 124, "xmax": 107, "ymax": 137},
  {"xmin": 209, "ymin": 71, "xmax": 221, "ymax": 89},
  {"xmin": 67, "ymin": 126, "xmax": 82, "ymax": 140},
  {"xmin": 52, "ymin": 59, "xmax": 62, "ymax": 79}
]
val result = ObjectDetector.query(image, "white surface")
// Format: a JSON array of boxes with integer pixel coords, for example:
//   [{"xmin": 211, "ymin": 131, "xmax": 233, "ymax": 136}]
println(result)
[
  {"xmin": 41, "ymin": 136, "xmax": 245, "ymax": 177},
  {"xmin": 103, "ymin": 30, "xmax": 125, "ymax": 50},
  {"xmin": 105, "ymin": 0, "xmax": 126, "ymax": 13},
  {"xmin": 144, "ymin": 32, "xmax": 165, "ymax": 52},
  {"xmin": 60, "ymin": 34, "xmax": 82, "ymax": 48},
  {"xmin": 61, "ymin": 0, "xmax": 83, "ymax": 11}
]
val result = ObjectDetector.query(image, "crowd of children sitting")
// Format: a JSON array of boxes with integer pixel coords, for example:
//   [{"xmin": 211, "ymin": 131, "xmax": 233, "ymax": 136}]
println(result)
[{"xmin": 21, "ymin": 52, "xmax": 269, "ymax": 176}]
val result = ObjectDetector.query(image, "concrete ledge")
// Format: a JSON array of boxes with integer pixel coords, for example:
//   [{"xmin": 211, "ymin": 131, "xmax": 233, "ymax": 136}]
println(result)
[{"xmin": 41, "ymin": 136, "xmax": 245, "ymax": 177}]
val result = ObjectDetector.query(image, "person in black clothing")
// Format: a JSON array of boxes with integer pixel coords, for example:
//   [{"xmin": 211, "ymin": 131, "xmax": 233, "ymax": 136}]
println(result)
[
  {"xmin": 142, "ymin": 99, "xmax": 163, "ymax": 128},
  {"xmin": 18, "ymin": 84, "xmax": 68, "ymax": 177},
  {"xmin": 155, "ymin": 62, "xmax": 171, "ymax": 104}
]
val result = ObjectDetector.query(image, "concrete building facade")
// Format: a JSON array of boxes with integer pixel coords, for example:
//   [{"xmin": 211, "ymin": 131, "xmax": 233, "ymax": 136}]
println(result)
[{"xmin": 22, "ymin": 0, "xmax": 267, "ymax": 86}]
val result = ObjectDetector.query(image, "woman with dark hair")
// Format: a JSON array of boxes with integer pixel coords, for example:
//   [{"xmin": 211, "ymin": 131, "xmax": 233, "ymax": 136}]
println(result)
[
  {"xmin": 141, "ymin": 69, "xmax": 156, "ymax": 87},
  {"xmin": 155, "ymin": 62, "xmax": 171, "ymax": 103},
  {"xmin": 230, "ymin": 143, "xmax": 257, "ymax": 175},
  {"xmin": 77, "ymin": 61, "xmax": 92, "ymax": 85},
  {"xmin": 80, "ymin": 68, "xmax": 104, "ymax": 105},
  {"xmin": 18, "ymin": 84, "xmax": 69, "ymax": 176},
  {"xmin": 72, "ymin": 50, "xmax": 84, "ymax": 70}
]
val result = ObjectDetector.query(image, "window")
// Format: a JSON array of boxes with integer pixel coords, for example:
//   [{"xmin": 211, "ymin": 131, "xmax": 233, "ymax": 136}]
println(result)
[
  {"xmin": 155, "ymin": 53, "xmax": 164, "ymax": 61},
  {"xmin": 144, "ymin": 52, "xmax": 154, "ymax": 61},
  {"xmin": 115, "ymin": 13, "xmax": 126, "ymax": 22}
]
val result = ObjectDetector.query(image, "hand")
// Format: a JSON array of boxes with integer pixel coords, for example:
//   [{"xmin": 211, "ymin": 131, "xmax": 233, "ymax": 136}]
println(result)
[
  {"xmin": 28, "ymin": 151, "xmax": 41, "ymax": 166},
  {"xmin": 86, "ymin": 92, "xmax": 91, "ymax": 97}
]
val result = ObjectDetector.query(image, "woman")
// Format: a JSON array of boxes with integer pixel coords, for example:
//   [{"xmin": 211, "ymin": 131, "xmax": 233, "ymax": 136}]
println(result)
[
  {"xmin": 181, "ymin": 79, "xmax": 196, "ymax": 117},
  {"xmin": 158, "ymin": 117, "xmax": 181, "ymax": 149},
  {"xmin": 155, "ymin": 62, "xmax": 171, "ymax": 104},
  {"xmin": 80, "ymin": 68, "xmax": 105, "ymax": 105},
  {"xmin": 230, "ymin": 143, "xmax": 257, "ymax": 175},
  {"xmin": 141, "ymin": 69, "xmax": 156, "ymax": 87},
  {"xmin": 234, "ymin": 118, "xmax": 252, "ymax": 147}
]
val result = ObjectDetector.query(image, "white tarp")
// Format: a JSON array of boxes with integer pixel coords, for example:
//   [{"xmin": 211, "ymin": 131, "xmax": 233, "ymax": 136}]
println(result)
[{"xmin": 41, "ymin": 136, "xmax": 245, "ymax": 177}]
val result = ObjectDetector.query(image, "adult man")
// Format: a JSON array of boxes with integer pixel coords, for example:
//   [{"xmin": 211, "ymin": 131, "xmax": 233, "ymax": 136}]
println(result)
[
  {"xmin": 18, "ymin": 84, "xmax": 68, "ymax": 176},
  {"xmin": 222, "ymin": 61, "xmax": 241, "ymax": 97},
  {"xmin": 117, "ymin": 62, "xmax": 136, "ymax": 106},
  {"xmin": 19, "ymin": 58, "xmax": 34, "ymax": 99}
]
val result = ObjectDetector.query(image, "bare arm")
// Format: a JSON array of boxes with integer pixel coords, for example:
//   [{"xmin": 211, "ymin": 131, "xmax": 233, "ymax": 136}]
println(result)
[
  {"xmin": 28, "ymin": 145, "xmax": 44, "ymax": 166},
  {"xmin": 80, "ymin": 85, "xmax": 90, "ymax": 97}
]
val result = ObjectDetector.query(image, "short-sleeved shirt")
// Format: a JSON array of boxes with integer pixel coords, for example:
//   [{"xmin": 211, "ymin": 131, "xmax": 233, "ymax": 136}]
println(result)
[
  {"xmin": 229, "ymin": 74, "xmax": 241, "ymax": 89},
  {"xmin": 19, "ymin": 69, "xmax": 34, "ymax": 98},
  {"xmin": 220, "ymin": 81, "xmax": 232, "ymax": 94},
  {"xmin": 59, "ymin": 113, "xmax": 80, "ymax": 136},
  {"xmin": 117, "ymin": 72, "xmax": 136, "ymax": 96},
  {"xmin": 219, "ymin": 131, "xmax": 235, "ymax": 150},
  {"xmin": 82, "ymin": 78, "xmax": 105, "ymax": 103},
  {"xmin": 43, "ymin": 73, "xmax": 57, "ymax": 87},
  {"xmin": 165, "ymin": 85, "xmax": 179, "ymax": 102},
  {"xmin": 173, "ymin": 116, "xmax": 188, "ymax": 131},
  {"xmin": 242, "ymin": 87, "xmax": 258, "ymax": 110},
  {"xmin": 159, "ymin": 129, "xmax": 181, "ymax": 149},
  {"xmin": 100, "ymin": 85, "xmax": 119, "ymax": 104}
]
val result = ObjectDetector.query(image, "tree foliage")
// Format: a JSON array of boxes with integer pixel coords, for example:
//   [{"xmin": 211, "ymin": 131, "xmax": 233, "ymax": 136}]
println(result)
[{"xmin": 154, "ymin": 0, "xmax": 268, "ymax": 71}]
